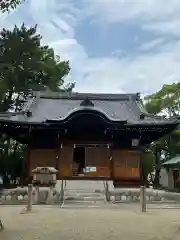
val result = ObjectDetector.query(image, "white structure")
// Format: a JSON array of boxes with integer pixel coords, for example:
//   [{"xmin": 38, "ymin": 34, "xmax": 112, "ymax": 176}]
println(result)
[
  {"xmin": 32, "ymin": 167, "xmax": 58, "ymax": 185},
  {"xmin": 159, "ymin": 168, "xmax": 169, "ymax": 188}
]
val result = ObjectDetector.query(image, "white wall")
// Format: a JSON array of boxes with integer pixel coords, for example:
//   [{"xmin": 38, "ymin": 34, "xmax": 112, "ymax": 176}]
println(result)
[{"xmin": 159, "ymin": 168, "xmax": 169, "ymax": 188}]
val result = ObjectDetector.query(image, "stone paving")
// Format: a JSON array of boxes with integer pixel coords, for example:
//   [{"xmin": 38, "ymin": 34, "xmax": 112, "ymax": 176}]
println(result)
[{"xmin": 1, "ymin": 205, "xmax": 180, "ymax": 240}]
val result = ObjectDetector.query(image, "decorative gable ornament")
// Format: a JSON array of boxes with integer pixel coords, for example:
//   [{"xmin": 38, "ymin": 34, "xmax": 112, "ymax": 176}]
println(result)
[{"xmin": 80, "ymin": 97, "xmax": 94, "ymax": 107}]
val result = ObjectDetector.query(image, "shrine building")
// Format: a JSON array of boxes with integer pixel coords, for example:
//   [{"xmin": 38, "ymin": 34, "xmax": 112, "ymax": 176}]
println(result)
[{"xmin": 0, "ymin": 91, "xmax": 178, "ymax": 187}]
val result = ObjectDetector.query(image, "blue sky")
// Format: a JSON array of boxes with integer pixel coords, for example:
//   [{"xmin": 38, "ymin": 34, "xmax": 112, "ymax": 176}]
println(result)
[{"xmin": 1, "ymin": 0, "xmax": 180, "ymax": 95}]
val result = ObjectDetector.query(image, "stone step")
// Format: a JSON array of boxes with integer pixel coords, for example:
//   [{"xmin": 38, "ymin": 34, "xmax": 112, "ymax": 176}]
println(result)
[
  {"xmin": 64, "ymin": 195, "xmax": 105, "ymax": 200},
  {"xmin": 64, "ymin": 189, "xmax": 102, "ymax": 193},
  {"xmin": 64, "ymin": 190, "xmax": 104, "ymax": 195},
  {"xmin": 64, "ymin": 195, "xmax": 106, "ymax": 201},
  {"xmin": 60, "ymin": 200, "xmax": 106, "ymax": 205},
  {"xmin": 57, "ymin": 180, "xmax": 111, "ymax": 206},
  {"xmin": 64, "ymin": 180, "xmax": 106, "ymax": 190},
  {"xmin": 60, "ymin": 202, "xmax": 104, "ymax": 208},
  {"xmin": 56, "ymin": 180, "xmax": 114, "ymax": 192},
  {"xmin": 63, "ymin": 182, "xmax": 107, "ymax": 205}
]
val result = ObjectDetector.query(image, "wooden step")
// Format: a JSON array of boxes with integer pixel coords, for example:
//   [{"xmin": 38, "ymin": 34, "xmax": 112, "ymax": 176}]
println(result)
[{"xmin": 72, "ymin": 167, "xmax": 78, "ymax": 176}]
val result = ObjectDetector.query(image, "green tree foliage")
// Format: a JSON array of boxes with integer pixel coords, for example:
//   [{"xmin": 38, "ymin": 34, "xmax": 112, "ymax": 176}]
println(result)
[
  {"xmin": 141, "ymin": 150, "xmax": 155, "ymax": 185},
  {"xmin": 0, "ymin": 23, "xmax": 72, "ymax": 112},
  {"xmin": 0, "ymin": 139, "xmax": 24, "ymax": 186},
  {"xmin": 145, "ymin": 83, "xmax": 180, "ymax": 147},
  {"xmin": 144, "ymin": 82, "xmax": 180, "ymax": 186},
  {"xmin": 0, "ymin": 0, "xmax": 24, "ymax": 12},
  {"xmin": 0, "ymin": 24, "xmax": 74, "ymax": 184},
  {"xmin": 145, "ymin": 82, "xmax": 180, "ymax": 117}
]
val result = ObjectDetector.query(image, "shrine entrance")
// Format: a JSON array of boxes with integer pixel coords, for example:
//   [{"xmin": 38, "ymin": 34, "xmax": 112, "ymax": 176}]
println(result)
[
  {"xmin": 72, "ymin": 146, "xmax": 86, "ymax": 176},
  {"xmin": 71, "ymin": 144, "xmax": 111, "ymax": 179}
]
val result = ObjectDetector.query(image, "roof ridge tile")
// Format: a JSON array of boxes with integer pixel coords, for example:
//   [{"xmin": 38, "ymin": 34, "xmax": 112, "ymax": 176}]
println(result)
[{"xmin": 37, "ymin": 91, "xmax": 140, "ymax": 101}]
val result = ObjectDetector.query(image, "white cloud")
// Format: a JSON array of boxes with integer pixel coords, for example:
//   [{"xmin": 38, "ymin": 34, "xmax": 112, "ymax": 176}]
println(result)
[
  {"xmin": 86, "ymin": 0, "xmax": 180, "ymax": 36},
  {"xmin": 1, "ymin": 0, "xmax": 180, "ymax": 95},
  {"xmin": 86, "ymin": 0, "xmax": 180, "ymax": 23},
  {"xmin": 29, "ymin": 0, "xmax": 85, "ymax": 42},
  {"xmin": 142, "ymin": 19, "xmax": 180, "ymax": 36},
  {"xmin": 138, "ymin": 39, "xmax": 164, "ymax": 51},
  {"xmin": 52, "ymin": 37, "xmax": 180, "ymax": 94}
]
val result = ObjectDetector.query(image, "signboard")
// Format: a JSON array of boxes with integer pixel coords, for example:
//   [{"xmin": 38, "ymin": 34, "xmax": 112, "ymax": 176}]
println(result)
[{"xmin": 85, "ymin": 167, "xmax": 97, "ymax": 172}]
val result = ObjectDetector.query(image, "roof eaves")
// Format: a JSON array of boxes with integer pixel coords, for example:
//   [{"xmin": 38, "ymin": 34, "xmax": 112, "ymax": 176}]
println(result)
[
  {"xmin": 163, "ymin": 157, "xmax": 180, "ymax": 165},
  {"xmin": 0, "ymin": 112, "xmax": 21, "ymax": 117},
  {"xmin": 126, "ymin": 120, "xmax": 179, "ymax": 126},
  {"xmin": 0, "ymin": 112, "xmax": 24, "ymax": 120},
  {"xmin": 135, "ymin": 99, "xmax": 179, "ymax": 123},
  {"xmin": 0, "ymin": 118, "xmax": 43, "ymax": 125}
]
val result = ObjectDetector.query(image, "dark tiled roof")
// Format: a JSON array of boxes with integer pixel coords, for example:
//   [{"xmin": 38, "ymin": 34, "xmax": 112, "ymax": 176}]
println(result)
[
  {"xmin": 163, "ymin": 155, "xmax": 180, "ymax": 166},
  {"xmin": 0, "ymin": 91, "xmax": 178, "ymax": 125}
]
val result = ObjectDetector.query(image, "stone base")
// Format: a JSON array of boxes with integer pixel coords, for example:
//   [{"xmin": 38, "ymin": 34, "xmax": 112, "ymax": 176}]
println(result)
[
  {"xmin": 20, "ymin": 206, "xmax": 34, "ymax": 214},
  {"xmin": 0, "ymin": 220, "xmax": 4, "ymax": 232}
]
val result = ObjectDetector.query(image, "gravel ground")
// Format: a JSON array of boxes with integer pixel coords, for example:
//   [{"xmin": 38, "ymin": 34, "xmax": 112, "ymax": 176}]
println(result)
[{"xmin": 1, "ymin": 204, "xmax": 180, "ymax": 240}]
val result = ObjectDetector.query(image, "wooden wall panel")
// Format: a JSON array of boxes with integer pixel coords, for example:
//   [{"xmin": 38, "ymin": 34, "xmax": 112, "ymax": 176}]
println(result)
[
  {"xmin": 112, "ymin": 150, "xmax": 140, "ymax": 179},
  {"xmin": 113, "ymin": 167, "xmax": 140, "ymax": 178},
  {"xmin": 27, "ymin": 146, "xmax": 141, "ymax": 180},
  {"xmin": 29, "ymin": 149, "xmax": 57, "ymax": 176},
  {"xmin": 85, "ymin": 167, "xmax": 110, "ymax": 177},
  {"xmin": 97, "ymin": 167, "xmax": 110, "ymax": 177},
  {"xmin": 59, "ymin": 146, "xmax": 73, "ymax": 177}
]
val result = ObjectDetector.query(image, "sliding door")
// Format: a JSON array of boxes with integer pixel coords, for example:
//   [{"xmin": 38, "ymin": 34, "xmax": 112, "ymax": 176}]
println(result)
[{"xmin": 85, "ymin": 146, "xmax": 110, "ymax": 177}]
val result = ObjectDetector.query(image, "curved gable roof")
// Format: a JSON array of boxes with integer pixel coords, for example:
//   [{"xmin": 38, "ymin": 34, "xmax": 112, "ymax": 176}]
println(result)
[{"xmin": 0, "ymin": 91, "xmax": 178, "ymax": 126}]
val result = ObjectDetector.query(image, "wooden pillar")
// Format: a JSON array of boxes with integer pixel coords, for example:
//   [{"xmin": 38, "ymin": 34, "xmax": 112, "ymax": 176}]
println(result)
[
  {"xmin": 140, "ymin": 149, "xmax": 147, "ymax": 212},
  {"xmin": 56, "ymin": 145, "xmax": 61, "ymax": 180},
  {"xmin": 60, "ymin": 180, "xmax": 64, "ymax": 205},
  {"xmin": 21, "ymin": 148, "xmax": 30, "ymax": 186},
  {"xmin": 109, "ymin": 145, "xmax": 113, "ymax": 180},
  {"xmin": 140, "ymin": 186, "xmax": 146, "ymax": 212}
]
